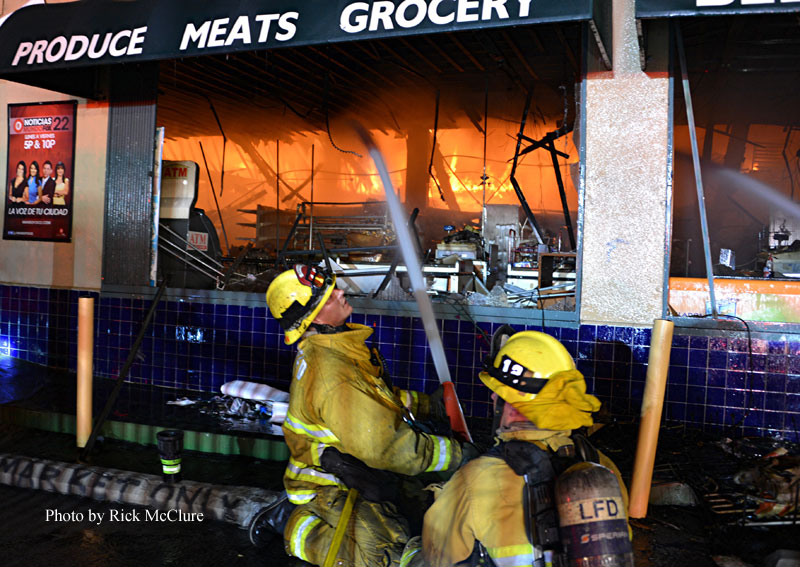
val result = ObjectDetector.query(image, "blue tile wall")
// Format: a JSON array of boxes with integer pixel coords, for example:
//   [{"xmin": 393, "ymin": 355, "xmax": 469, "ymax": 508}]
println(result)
[{"xmin": 1, "ymin": 284, "xmax": 799, "ymax": 442}]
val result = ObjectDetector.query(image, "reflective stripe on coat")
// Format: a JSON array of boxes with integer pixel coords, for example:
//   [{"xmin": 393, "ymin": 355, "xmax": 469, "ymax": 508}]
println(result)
[
  {"xmin": 281, "ymin": 324, "xmax": 461, "ymax": 505},
  {"xmin": 421, "ymin": 432, "xmax": 629, "ymax": 567}
]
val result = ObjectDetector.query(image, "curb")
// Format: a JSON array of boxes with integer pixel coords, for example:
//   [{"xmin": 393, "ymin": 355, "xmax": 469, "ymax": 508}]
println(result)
[{"xmin": 0, "ymin": 405, "xmax": 290, "ymax": 461}]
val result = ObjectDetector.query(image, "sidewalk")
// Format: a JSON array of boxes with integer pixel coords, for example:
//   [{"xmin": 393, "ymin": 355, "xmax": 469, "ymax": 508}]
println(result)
[
  {"xmin": 0, "ymin": 355, "xmax": 289, "ymax": 460},
  {"xmin": 0, "ymin": 423, "xmax": 293, "ymax": 567},
  {"xmin": 0, "ymin": 421, "xmax": 765, "ymax": 567},
  {"xmin": 1, "ymin": 356, "xmax": 799, "ymax": 566}
]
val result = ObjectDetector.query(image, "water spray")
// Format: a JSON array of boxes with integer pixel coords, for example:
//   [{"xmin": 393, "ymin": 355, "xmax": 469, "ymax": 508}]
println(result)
[{"xmin": 352, "ymin": 122, "xmax": 472, "ymax": 443}]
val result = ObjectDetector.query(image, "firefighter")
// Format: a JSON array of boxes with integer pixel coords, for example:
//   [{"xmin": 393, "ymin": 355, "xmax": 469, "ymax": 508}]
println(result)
[
  {"xmin": 257, "ymin": 264, "xmax": 469, "ymax": 567},
  {"xmin": 401, "ymin": 330, "xmax": 631, "ymax": 567}
]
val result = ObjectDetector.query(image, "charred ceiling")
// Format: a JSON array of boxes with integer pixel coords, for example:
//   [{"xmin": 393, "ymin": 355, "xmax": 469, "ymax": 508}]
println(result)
[
  {"xmin": 675, "ymin": 14, "xmax": 800, "ymax": 126},
  {"xmin": 155, "ymin": 22, "xmax": 582, "ymax": 141}
]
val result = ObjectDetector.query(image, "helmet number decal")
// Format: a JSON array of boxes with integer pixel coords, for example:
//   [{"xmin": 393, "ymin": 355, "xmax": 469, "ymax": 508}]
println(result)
[
  {"xmin": 491, "ymin": 353, "xmax": 547, "ymax": 394},
  {"xmin": 500, "ymin": 355, "xmax": 525, "ymax": 377}
]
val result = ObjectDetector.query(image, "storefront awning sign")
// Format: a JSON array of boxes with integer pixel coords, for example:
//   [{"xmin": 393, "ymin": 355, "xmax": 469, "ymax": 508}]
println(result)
[
  {"xmin": 635, "ymin": 0, "xmax": 800, "ymax": 70},
  {"xmin": 637, "ymin": 0, "xmax": 800, "ymax": 19},
  {"xmin": 0, "ymin": 0, "xmax": 603, "ymax": 74}
]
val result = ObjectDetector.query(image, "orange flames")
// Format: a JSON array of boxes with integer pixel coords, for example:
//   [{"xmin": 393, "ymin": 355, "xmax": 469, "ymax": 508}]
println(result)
[{"xmin": 161, "ymin": 121, "xmax": 578, "ymax": 246}]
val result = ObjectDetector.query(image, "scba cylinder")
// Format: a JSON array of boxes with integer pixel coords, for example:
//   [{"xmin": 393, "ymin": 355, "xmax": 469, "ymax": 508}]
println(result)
[{"xmin": 555, "ymin": 462, "xmax": 634, "ymax": 567}]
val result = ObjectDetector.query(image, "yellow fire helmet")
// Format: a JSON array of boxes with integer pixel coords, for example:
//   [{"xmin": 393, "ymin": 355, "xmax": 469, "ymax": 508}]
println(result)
[
  {"xmin": 480, "ymin": 330, "xmax": 598, "ymax": 429},
  {"xmin": 266, "ymin": 264, "xmax": 336, "ymax": 345}
]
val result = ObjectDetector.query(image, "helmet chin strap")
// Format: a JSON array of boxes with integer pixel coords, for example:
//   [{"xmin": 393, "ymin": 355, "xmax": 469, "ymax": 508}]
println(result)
[
  {"xmin": 498, "ymin": 422, "xmax": 545, "ymax": 436},
  {"xmin": 309, "ymin": 322, "xmax": 349, "ymax": 335},
  {"xmin": 492, "ymin": 396, "xmax": 505, "ymax": 437}
]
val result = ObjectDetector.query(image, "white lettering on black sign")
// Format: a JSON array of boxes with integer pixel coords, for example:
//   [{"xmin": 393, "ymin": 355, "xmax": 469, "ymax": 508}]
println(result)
[
  {"xmin": 12, "ymin": 27, "xmax": 147, "ymax": 66},
  {"xmin": 6, "ymin": 0, "xmax": 551, "ymax": 68},
  {"xmin": 339, "ymin": 0, "xmax": 533, "ymax": 33},
  {"xmin": 696, "ymin": 0, "xmax": 800, "ymax": 5},
  {"xmin": 179, "ymin": 13, "xmax": 299, "ymax": 51}
]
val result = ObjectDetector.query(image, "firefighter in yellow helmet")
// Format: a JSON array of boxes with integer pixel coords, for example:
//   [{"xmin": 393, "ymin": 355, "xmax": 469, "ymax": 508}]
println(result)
[
  {"xmin": 401, "ymin": 329, "xmax": 631, "ymax": 567},
  {"xmin": 260, "ymin": 264, "xmax": 467, "ymax": 567}
]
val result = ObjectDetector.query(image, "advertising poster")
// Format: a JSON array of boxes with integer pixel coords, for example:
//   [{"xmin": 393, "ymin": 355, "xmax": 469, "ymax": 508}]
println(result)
[{"xmin": 3, "ymin": 100, "xmax": 77, "ymax": 241}]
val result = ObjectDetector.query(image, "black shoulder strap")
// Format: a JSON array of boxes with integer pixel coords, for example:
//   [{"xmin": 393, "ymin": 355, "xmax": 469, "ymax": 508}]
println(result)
[
  {"xmin": 455, "ymin": 541, "xmax": 497, "ymax": 567},
  {"xmin": 571, "ymin": 433, "xmax": 600, "ymax": 464},
  {"xmin": 369, "ymin": 345, "xmax": 393, "ymax": 389},
  {"xmin": 474, "ymin": 437, "xmax": 604, "ymax": 567}
]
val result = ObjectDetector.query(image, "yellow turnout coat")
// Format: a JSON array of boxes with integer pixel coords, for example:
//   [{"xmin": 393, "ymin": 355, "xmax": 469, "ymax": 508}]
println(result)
[
  {"xmin": 420, "ymin": 430, "xmax": 628, "ymax": 567},
  {"xmin": 282, "ymin": 324, "xmax": 462, "ymax": 505}
]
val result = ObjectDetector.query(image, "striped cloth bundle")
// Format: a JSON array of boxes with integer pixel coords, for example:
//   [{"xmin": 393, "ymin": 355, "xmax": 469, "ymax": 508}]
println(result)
[{"xmin": 220, "ymin": 380, "xmax": 290, "ymax": 403}]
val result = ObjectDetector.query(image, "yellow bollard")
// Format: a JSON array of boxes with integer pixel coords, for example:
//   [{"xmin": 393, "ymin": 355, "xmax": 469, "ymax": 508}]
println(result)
[
  {"xmin": 76, "ymin": 297, "xmax": 94, "ymax": 448},
  {"xmin": 628, "ymin": 319, "xmax": 674, "ymax": 518}
]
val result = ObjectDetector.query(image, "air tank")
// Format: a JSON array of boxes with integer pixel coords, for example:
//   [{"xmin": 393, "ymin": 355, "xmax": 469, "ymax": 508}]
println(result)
[{"xmin": 555, "ymin": 462, "xmax": 634, "ymax": 567}]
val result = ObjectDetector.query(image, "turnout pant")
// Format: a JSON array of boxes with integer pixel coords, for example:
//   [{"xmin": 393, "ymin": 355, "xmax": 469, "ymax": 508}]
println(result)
[{"xmin": 284, "ymin": 486, "xmax": 410, "ymax": 567}]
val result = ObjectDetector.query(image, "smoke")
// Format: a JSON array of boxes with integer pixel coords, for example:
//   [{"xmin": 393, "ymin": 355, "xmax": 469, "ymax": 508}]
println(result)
[{"xmin": 712, "ymin": 166, "xmax": 800, "ymax": 222}]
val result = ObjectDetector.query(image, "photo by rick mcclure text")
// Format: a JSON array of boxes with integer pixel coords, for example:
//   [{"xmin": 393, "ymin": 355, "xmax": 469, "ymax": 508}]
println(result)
[{"xmin": 45, "ymin": 508, "xmax": 205, "ymax": 524}]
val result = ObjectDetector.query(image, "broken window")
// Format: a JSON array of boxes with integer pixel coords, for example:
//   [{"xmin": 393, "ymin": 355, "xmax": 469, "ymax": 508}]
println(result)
[
  {"xmin": 669, "ymin": 14, "xmax": 800, "ymax": 323},
  {"xmin": 154, "ymin": 23, "xmax": 586, "ymax": 315}
]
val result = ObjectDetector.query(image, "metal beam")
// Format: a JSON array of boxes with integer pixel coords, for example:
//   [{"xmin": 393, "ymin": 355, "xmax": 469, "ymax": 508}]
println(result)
[{"xmin": 676, "ymin": 21, "xmax": 718, "ymax": 317}]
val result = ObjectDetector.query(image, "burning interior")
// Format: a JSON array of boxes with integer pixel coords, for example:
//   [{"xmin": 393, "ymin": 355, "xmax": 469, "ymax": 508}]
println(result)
[
  {"xmin": 668, "ymin": 14, "xmax": 800, "ymax": 321},
  {"xmin": 153, "ymin": 22, "xmax": 584, "ymax": 310}
]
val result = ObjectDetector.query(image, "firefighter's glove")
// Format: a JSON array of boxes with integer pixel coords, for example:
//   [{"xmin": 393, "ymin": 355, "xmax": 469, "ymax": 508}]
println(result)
[
  {"xmin": 522, "ymin": 370, "xmax": 601, "ymax": 431},
  {"xmin": 320, "ymin": 447, "xmax": 399, "ymax": 503},
  {"xmin": 459, "ymin": 441, "xmax": 481, "ymax": 467},
  {"xmin": 427, "ymin": 385, "xmax": 448, "ymax": 424}
]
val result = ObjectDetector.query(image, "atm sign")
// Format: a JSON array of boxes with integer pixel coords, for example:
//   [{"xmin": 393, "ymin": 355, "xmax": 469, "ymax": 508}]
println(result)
[{"xmin": 187, "ymin": 231, "xmax": 208, "ymax": 251}]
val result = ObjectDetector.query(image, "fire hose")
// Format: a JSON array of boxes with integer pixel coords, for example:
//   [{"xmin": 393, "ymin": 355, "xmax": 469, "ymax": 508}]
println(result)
[{"xmin": 353, "ymin": 123, "xmax": 472, "ymax": 443}]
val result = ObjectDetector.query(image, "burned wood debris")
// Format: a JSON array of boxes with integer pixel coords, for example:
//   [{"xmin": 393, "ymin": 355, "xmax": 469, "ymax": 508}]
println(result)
[{"xmin": 590, "ymin": 422, "xmax": 800, "ymax": 566}]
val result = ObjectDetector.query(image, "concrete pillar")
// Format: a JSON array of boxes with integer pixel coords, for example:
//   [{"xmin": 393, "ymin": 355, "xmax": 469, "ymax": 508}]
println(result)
[{"xmin": 581, "ymin": 0, "xmax": 671, "ymax": 326}]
